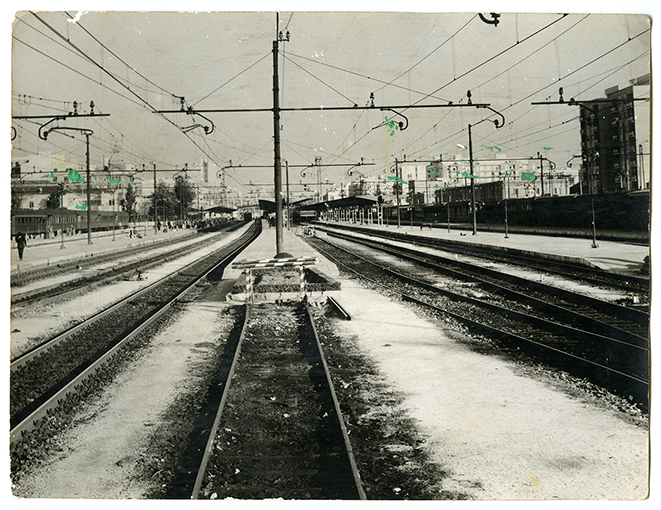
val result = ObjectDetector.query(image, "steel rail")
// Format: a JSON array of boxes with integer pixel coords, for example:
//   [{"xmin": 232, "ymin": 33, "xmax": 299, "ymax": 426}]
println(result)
[
  {"xmin": 327, "ymin": 296, "xmax": 352, "ymax": 320},
  {"xmin": 10, "ymin": 232, "xmax": 208, "ymax": 311},
  {"xmin": 10, "ymin": 223, "xmax": 261, "ymax": 444},
  {"xmin": 308, "ymin": 236, "xmax": 649, "ymax": 388},
  {"xmin": 10, "ymin": 229, "xmax": 199, "ymax": 288},
  {"xmin": 190, "ymin": 302, "xmax": 366, "ymax": 500},
  {"xmin": 322, "ymin": 228, "xmax": 649, "ymax": 344},
  {"xmin": 316, "ymin": 222, "xmax": 650, "ymax": 292},
  {"xmin": 191, "ymin": 304, "xmax": 251, "ymax": 499},
  {"xmin": 304, "ymin": 301, "xmax": 366, "ymax": 500},
  {"xmin": 10, "ymin": 224, "xmax": 254, "ymax": 369}
]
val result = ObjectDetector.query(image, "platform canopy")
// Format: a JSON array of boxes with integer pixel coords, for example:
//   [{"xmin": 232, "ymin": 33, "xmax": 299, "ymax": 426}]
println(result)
[
  {"xmin": 206, "ymin": 205, "xmax": 236, "ymax": 214},
  {"xmin": 258, "ymin": 199, "xmax": 277, "ymax": 212},
  {"xmin": 298, "ymin": 195, "xmax": 378, "ymax": 211}
]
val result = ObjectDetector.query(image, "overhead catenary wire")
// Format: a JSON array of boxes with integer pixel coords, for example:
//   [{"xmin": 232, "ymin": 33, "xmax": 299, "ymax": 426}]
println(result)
[
  {"xmin": 285, "ymin": 51, "xmax": 454, "ymax": 104},
  {"xmin": 409, "ymin": 14, "xmax": 571, "ymax": 107},
  {"xmin": 372, "ymin": 13, "xmax": 478, "ymax": 94},
  {"xmin": 64, "ymin": 10, "xmax": 178, "ymax": 99},
  {"xmin": 22, "ymin": 12, "xmax": 265, "ymax": 180},
  {"xmin": 405, "ymin": 38, "xmax": 650, "ymax": 163},
  {"xmin": 281, "ymin": 53, "xmax": 359, "ymax": 106}
]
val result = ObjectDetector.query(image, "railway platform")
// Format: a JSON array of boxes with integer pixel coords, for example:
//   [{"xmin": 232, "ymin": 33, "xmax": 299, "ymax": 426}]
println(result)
[
  {"xmin": 317, "ymin": 220, "xmax": 650, "ymax": 278},
  {"xmin": 9, "ymin": 225, "xmax": 196, "ymax": 275},
  {"xmin": 223, "ymin": 220, "xmax": 340, "ymax": 281}
]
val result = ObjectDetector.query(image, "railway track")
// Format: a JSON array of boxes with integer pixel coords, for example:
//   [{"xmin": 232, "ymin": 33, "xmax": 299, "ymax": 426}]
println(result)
[
  {"xmin": 305, "ymin": 234, "xmax": 649, "ymax": 411},
  {"xmin": 191, "ymin": 301, "xmax": 366, "ymax": 500},
  {"xmin": 10, "ymin": 221, "xmax": 261, "ymax": 446},
  {"xmin": 10, "ymin": 220, "xmax": 246, "ymax": 289},
  {"xmin": 322, "ymin": 228, "xmax": 649, "ymax": 343},
  {"xmin": 316, "ymin": 223, "xmax": 650, "ymax": 295},
  {"xmin": 10, "ymin": 227, "xmax": 244, "ymax": 311}
]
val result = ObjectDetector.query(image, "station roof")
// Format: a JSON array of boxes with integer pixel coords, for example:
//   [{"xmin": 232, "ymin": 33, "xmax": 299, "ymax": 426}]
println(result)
[
  {"xmin": 298, "ymin": 195, "xmax": 378, "ymax": 211},
  {"xmin": 205, "ymin": 205, "xmax": 236, "ymax": 214},
  {"xmin": 258, "ymin": 199, "xmax": 276, "ymax": 212}
]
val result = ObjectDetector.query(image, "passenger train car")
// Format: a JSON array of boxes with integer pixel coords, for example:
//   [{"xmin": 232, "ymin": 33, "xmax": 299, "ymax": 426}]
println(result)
[{"xmin": 11, "ymin": 208, "xmax": 129, "ymax": 238}]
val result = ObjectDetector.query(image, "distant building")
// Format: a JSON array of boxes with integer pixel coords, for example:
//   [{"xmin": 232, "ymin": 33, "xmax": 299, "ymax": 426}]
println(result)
[
  {"xmin": 579, "ymin": 74, "xmax": 650, "ymax": 193},
  {"xmin": 10, "ymin": 158, "xmax": 144, "ymax": 214}
]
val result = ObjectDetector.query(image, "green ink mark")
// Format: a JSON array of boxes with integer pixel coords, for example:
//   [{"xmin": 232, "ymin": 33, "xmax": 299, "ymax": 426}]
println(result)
[
  {"xmin": 385, "ymin": 116, "xmax": 399, "ymax": 136},
  {"xmin": 49, "ymin": 171, "xmax": 57, "ymax": 181},
  {"xmin": 521, "ymin": 172, "xmax": 537, "ymax": 181},
  {"xmin": 67, "ymin": 169, "xmax": 85, "ymax": 182},
  {"xmin": 387, "ymin": 175, "xmax": 408, "ymax": 185},
  {"xmin": 543, "ymin": 146, "xmax": 553, "ymax": 151},
  {"xmin": 427, "ymin": 167, "xmax": 442, "ymax": 176},
  {"xmin": 456, "ymin": 144, "xmax": 467, "ymax": 150},
  {"xmin": 107, "ymin": 177, "xmax": 121, "ymax": 184},
  {"xmin": 75, "ymin": 203, "xmax": 88, "ymax": 210},
  {"xmin": 629, "ymin": 395, "xmax": 634, "ymax": 401}
]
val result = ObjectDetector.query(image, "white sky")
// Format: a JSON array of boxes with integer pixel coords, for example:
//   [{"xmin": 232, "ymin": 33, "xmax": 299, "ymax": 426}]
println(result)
[
  {"xmin": 8, "ymin": 4, "xmax": 652, "ymax": 198},
  {"xmin": 2, "ymin": 4, "xmax": 660, "ymax": 510}
]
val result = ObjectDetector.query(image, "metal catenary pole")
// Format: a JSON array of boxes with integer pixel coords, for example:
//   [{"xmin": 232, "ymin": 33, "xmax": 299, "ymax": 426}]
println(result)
[
  {"xmin": 86, "ymin": 132, "xmax": 92, "ymax": 245},
  {"xmin": 272, "ymin": 36, "xmax": 284, "ymax": 254}
]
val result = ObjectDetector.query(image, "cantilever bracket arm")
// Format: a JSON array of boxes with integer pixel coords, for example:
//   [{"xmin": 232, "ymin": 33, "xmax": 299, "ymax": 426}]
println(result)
[
  {"xmin": 380, "ymin": 108, "xmax": 409, "ymax": 131},
  {"xmin": 186, "ymin": 107, "xmax": 215, "ymax": 135},
  {"xmin": 38, "ymin": 117, "xmax": 61, "ymax": 140},
  {"xmin": 41, "ymin": 125, "xmax": 94, "ymax": 140},
  {"xmin": 483, "ymin": 106, "xmax": 505, "ymax": 128}
]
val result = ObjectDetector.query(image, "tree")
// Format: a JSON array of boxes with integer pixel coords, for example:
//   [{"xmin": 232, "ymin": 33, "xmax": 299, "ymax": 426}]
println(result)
[
  {"xmin": 121, "ymin": 184, "xmax": 137, "ymax": 221},
  {"xmin": 11, "ymin": 184, "xmax": 24, "ymax": 210},
  {"xmin": 148, "ymin": 181, "xmax": 177, "ymax": 221},
  {"xmin": 174, "ymin": 177, "xmax": 195, "ymax": 219},
  {"xmin": 46, "ymin": 184, "xmax": 65, "ymax": 209}
]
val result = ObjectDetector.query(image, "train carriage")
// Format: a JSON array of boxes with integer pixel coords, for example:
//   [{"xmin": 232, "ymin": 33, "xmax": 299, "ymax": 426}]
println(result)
[{"xmin": 11, "ymin": 208, "xmax": 129, "ymax": 238}]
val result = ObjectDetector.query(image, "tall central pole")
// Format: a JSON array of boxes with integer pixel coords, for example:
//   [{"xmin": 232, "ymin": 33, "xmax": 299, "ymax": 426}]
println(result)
[
  {"xmin": 86, "ymin": 133, "xmax": 92, "ymax": 245},
  {"xmin": 468, "ymin": 124, "xmax": 477, "ymax": 236},
  {"xmin": 273, "ymin": 37, "xmax": 284, "ymax": 254},
  {"xmin": 539, "ymin": 152, "xmax": 545, "ymax": 196},
  {"xmin": 395, "ymin": 158, "xmax": 401, "ymax": 228},
  {"xmin": 153, "ymin": 164, "xmax": 157, "ymax": 234}
]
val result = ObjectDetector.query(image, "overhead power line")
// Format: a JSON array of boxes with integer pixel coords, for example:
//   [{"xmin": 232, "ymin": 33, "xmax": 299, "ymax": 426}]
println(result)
[
  {"xmin": 64, "ymin": 10, "xmax": 177, "ymax": 99},
  {"xmin": 373, "ymin": 13, "xmax": 478, "ymax": 94},
  {"xmin": 410, "ymin": 14, "xmax": 570, "ymax": 107},
  {"xmin": 285, "ymin": 51, "xmax": 454, "ymax": 104}
]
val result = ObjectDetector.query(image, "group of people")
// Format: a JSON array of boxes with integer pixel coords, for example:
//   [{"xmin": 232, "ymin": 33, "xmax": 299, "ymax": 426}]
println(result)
[{"xmin": 156, "ymin": 219, "xmax": 195, "ymax": 232}]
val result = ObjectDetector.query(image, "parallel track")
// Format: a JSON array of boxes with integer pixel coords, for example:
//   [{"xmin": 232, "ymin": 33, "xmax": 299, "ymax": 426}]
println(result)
[
  {"xmin": 306, "ymin": 235, "xmax": 649, "ymax": 410},
  {"xmin": 10, "ymin": 220, "xmax": 246, "ymax": 289},
  {"xmin": 323, "ymin": 228, "xmax": 649, "ymax": 343},
  {"xmin": 10, "ymin": 226, "xmax": 242, "ymax": 311},
  {"xmin": 316, "ymin": 223, "xmax": 650, "ymax": 294},
  {"xmin": 191, "ymin": 301, "xmax": 366, "ymax": 500},
  {"xmin": 10, "ymin": 221, "xmax": 261, "ymax": 444}
]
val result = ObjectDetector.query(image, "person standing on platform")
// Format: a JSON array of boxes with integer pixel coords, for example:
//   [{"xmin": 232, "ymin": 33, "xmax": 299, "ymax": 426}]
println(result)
[{"xmin": 15, "ymin": 232, "xmax": 27, "ymax": 260}]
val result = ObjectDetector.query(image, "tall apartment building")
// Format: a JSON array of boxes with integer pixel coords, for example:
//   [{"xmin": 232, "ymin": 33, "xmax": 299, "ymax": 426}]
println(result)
[{"xmin": 579, "ymin": 74, "xmax": 650, "ymax": 193}]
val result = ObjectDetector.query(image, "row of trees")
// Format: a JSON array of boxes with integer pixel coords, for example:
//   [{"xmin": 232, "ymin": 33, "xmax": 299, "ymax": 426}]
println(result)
[{"xmin": 147, "ymin": 178, "xmax": 196, "ymax": 222}]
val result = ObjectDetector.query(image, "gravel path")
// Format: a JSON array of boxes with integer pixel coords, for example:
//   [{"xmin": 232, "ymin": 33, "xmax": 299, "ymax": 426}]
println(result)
[
  {"xmin": 329, "ymin": 277, "xmax": 649, "ymax": 500},
  {"xmin": 12, "ymin": 298, "xmax": 234, "ymax": 498},
  {"xmin": 9, "ymin": 267, "xmax": 650, "ymax": 500}
]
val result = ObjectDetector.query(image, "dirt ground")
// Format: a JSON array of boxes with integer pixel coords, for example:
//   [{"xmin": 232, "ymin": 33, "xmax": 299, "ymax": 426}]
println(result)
[
  {"xmin": 9, "ymin": 273, "xmax": 651, "ymax": 501},
  {"xmin": 328, "ymin": 277, "xmax": 649, "ymax": 500},
  {"xmin": 11, "ymin": 297, "xmax": 235, "ymax": 498}
]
